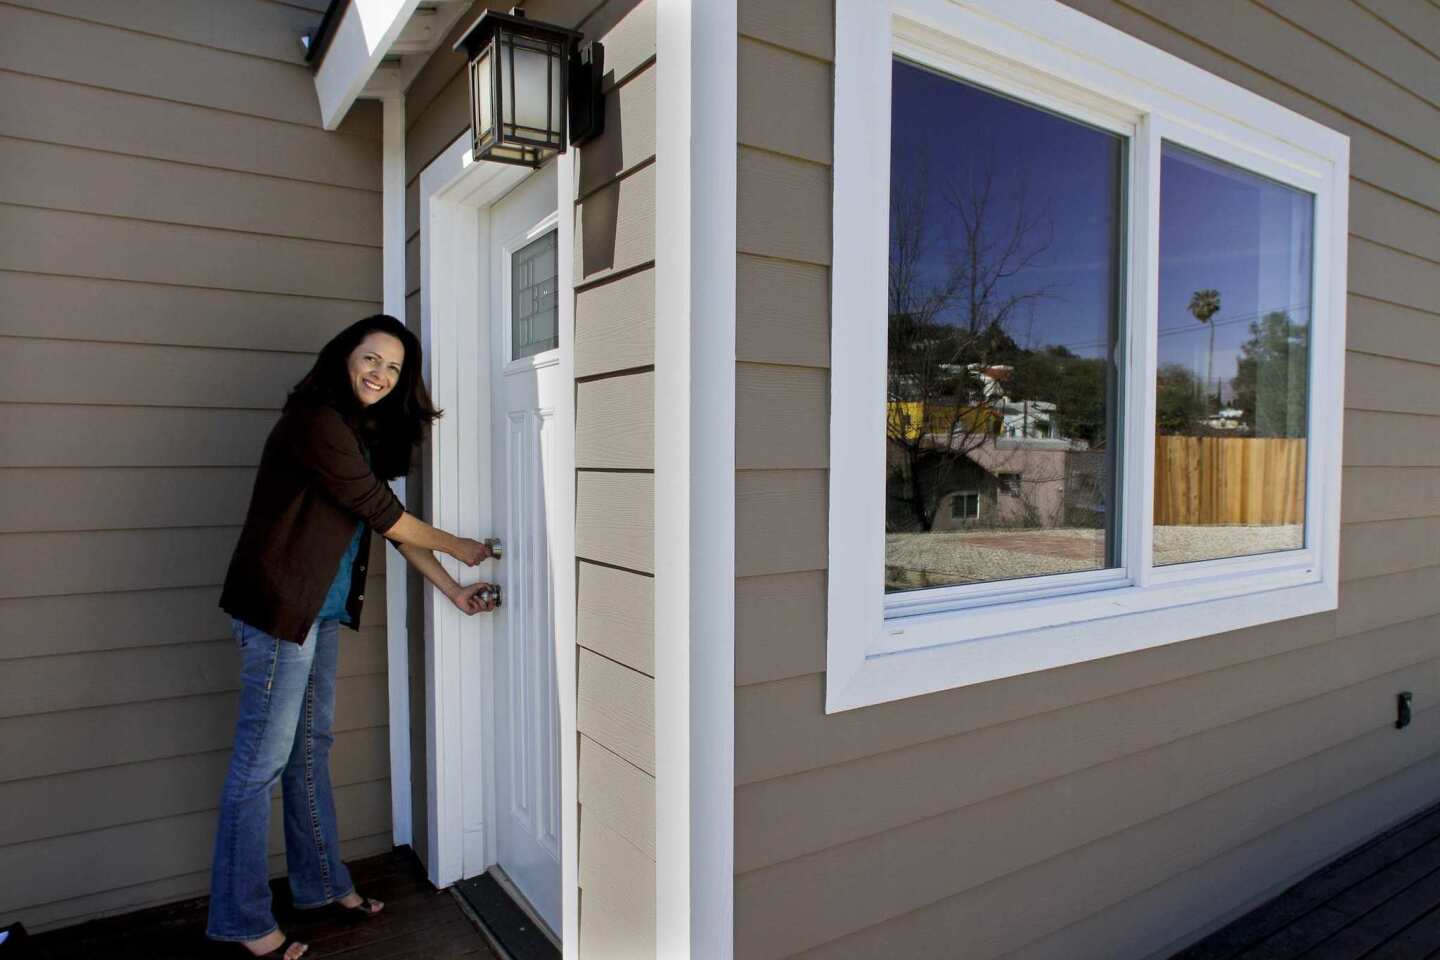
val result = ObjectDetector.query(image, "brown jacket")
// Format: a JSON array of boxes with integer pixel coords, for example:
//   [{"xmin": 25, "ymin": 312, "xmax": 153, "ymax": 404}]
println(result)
[{"xmin": 220, "ymin": 402, "xmax": 405, "ymax": 643}]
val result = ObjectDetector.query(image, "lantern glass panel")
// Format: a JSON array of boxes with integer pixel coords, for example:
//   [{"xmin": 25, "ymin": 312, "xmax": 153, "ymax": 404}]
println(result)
[
  {"xmin": 502, "ymin": 36, "xmax": 562, "ymax": 144},
  {"xmin": 474, "ymin": 48, "xmax": 494, "ymax": 142}
]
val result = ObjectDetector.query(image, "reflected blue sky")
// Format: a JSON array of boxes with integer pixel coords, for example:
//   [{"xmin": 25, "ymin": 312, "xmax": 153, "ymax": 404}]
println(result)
[
  {"xmin": 890, "ymin": 59, "xmax": 1122, "ymax": 360},
  {"xmin": 1158, "ymin": 145, "xmax": 1314, "ymax": 402}
]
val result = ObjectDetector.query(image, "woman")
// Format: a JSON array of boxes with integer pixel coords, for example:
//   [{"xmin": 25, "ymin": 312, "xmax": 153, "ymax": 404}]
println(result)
[{"xmin": 208, "ymin": 315, "xmax": 496, "ymax": 959}]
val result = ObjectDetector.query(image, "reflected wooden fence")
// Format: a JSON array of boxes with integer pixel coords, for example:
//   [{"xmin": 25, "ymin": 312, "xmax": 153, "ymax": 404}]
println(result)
[{"xmin": 1154, "ymin": 436, "xmax": 1306, "ymax": 525}]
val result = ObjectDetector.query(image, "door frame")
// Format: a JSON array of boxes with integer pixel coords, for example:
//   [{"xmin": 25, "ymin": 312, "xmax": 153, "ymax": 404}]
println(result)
[{"xmin": 418, "ymin": 130, "xmax": 578, "ymax": 950}]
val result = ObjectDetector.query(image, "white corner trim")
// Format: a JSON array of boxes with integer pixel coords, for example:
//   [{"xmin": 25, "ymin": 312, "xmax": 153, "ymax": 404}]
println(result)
[
  {"xmin": 655, "ymin": 0, "xmax": 737, "ymax": 957},
  {"xmin": 314, "ymin": 0, "xmax": 424, "ymax": 130},
  {"xmin": 381, "ymin": 93, "xmax": 413, "ymax": 849}
]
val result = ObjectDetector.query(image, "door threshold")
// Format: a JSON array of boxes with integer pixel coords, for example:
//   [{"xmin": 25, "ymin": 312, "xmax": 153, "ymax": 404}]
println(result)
[{"xmin": 453, "ymin": 870, "xmax": 560, "ymax": 960}]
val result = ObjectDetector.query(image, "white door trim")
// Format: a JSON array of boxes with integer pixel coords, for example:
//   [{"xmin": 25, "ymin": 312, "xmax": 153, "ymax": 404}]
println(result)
[
  {"xmin": 654, "ymin": 0, "xmax": 737, "ymax": 956},
  {"xmin": 417, "ymin": 131, "xmax": 577, "ymax": 954},
  {"xmin": 380, "ymin": 92, "xmax": 412, "ymax": 849}
]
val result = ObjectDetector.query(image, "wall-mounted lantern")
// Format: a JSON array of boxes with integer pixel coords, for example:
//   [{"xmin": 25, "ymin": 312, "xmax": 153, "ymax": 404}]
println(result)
[{"xmin": 454, "ymin": 8, "xmax": 604, "ymax": 168}]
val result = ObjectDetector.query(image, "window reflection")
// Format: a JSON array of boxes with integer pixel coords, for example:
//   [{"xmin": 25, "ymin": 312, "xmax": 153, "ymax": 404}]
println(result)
[
  {"xmin": 1153, "ymin": 144, "xmax": 1312, "ymax": 565},
  {"xmin": 885, "ymin": 60, "xmax": 1124, "ymax": 594}
]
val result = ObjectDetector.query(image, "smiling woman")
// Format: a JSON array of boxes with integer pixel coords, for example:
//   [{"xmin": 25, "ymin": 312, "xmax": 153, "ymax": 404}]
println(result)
[{"xmin": 209, "ymin": 314, "xmax": 505, "ymax": 959}]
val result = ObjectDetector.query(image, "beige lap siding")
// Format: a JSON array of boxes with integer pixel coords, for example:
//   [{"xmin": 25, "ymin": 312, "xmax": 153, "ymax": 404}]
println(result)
[
  {"xmin": 400, "ymin": 1, "xmax": 657, "ymax": 955},
  {"xmin": 0, "ymin": 0, "xmax": 389, "ymax": 932},
  {"xmin": 731, "ymin": 0, "xmax": 1440, "ymax": 957}
]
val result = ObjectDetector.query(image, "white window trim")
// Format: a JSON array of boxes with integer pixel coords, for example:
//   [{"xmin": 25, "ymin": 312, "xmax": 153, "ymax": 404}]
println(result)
[{"xmin": 828, "ymin": 0, "xmax": 1349, "ymax": 714}]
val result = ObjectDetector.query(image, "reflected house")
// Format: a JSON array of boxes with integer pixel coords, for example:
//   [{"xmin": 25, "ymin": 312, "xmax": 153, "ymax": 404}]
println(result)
[{"xmin": 887, "ymin": 363, "xmax": 1108, "ymax": 533}]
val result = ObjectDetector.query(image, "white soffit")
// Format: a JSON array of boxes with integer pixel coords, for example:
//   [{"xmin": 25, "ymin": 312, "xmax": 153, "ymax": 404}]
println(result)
[{"xmin": 315, "ymin": 0, "xmax": 470, "ymax": 128}]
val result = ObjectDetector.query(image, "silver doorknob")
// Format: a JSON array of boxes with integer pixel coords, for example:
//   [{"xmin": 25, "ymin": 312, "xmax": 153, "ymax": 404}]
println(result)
[
  {"xmin": 477, "ymin": 583, "xmax": 503, "ymax": 608},
  {"xmin": 484, "ymin": 538, "xmax": 504, "ymax": 560}
]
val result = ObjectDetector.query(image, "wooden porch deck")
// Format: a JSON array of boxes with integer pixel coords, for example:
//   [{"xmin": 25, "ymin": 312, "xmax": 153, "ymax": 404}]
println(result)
[
  {"xmin": 29, "ymin": 849, "xmax": 499, "ymax": 960},
  {"xmin": 1172, "ymin": 802, "xmax": 1440, "ymax": 959}
]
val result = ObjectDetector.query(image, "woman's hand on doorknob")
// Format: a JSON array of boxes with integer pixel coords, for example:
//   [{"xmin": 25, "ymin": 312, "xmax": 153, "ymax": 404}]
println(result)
[{"xmin": 452, "ymin": 581, "xmax": 501, "ymax": 614}]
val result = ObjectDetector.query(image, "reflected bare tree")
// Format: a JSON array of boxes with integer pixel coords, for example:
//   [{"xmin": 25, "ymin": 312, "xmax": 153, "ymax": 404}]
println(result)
[{"xmin": 887, "ymin": 160, "xmax": 1056, "ymax": 532}]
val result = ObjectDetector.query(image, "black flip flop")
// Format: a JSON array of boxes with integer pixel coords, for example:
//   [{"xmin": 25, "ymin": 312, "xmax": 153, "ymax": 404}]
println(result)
[
  {"xmin": 222, "ymin": 937, "xmax": 308, "ymax": 959},
  {"xmin": 331, "ymin": 897, "xmax": 383, "ymax": 922}
]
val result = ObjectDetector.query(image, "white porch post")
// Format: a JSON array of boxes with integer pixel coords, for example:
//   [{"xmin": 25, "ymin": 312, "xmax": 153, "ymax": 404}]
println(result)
[
  {"xmin": 382, "ymin": 92, "xmax": 414, "ymax": 848},
  {"xmin": 654, "ymin": 0, "xmax": 738, "ymax": 956}
]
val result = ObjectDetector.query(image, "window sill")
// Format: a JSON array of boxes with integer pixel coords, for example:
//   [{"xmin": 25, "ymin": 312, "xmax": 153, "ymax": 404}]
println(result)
[{"xmin": 826, "ymin": 565, "xmax": 1336, "ymax": 713}]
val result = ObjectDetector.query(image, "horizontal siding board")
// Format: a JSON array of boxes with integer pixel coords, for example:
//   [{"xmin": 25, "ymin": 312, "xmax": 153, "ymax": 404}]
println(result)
[
  {"xmin": 575, "ymin": 63, "xmax": 657, "ymax": 198},
  {"xmin": 0, "ymin": 71, "xmax": 379, "ymax": 191},
  {"xmin": 0, "ymin": 406, "xmax": 280, "ymax": 468},
  {"xmin": 1350, "ymin": 183, "xmax": 1440, "ymax": 264},
  {"xmin": 0, "ymin": 586, "xmax": 230, "ymax": 659},
  {"xmin": 577, "ymin": 647, "xmax": 654, "ymax": 775},
  {"xmin": 735, "ymin": 254, "xmax": 829, "ymax": 368},
  {"xmin": 579, "ymin": 815, "xmax": 657, "ymax": 958},
  {"xmin": 0, "ymin": 780, "xmax": 390, "ymax": 915},
  {"xmin": 576, "ymin": 372, "xmax": 655, "ymax": 470},
  {"xmin": 576, "ymin": 0, "xmax": 657, "ymax": 92},
  {"xmin": 1253, "ymin": 0, "xmax": 1440, "ymax": 108},
  {"xmin": 0, "ymin": 4, "xmax": 326, "ymax": 128},
  {"xmin": 0, "ymin": 673, "xmax": 388, "ymax": 783},
  {"xmin": 735, "ymin": 571, "xmax": 826, "ymax": 687},
  {"xmin": 1351, "ymin": 0, "xmax": 1440, "ymax": 65},
  {"xmin": 735, "ymin": 617, "xmax": 1440, "ymax": 876},
  {"xmin": 577, "ymin": 561, "xmax": 654, "ymax": 676},
  {"xmin": 0, "ymin": 467, "xmax": 256, "ymax": 533},
  {"xmin": 0, "ymin": 138, "xmax": 381, "ymax": 246},
  {"xmin": 578, "ymin": 735, "xmax": 655, "ymax": 859},
  {"xmin": 738, "ymin": 0, "xmax": 835, "ymax": 61},
  {"xmin": 735, "ymin": 470, "xmax": 827, "ymax": 577},
  {"xmin": 1009, "ymin": 754, "xmax": 1440, "ymax": 960},
  {"xmin": 1346, "ymin": 295, "xmax": 1440, "ymax": 367},
  {"xmin": 1058, "ymin": 0, "xmax": 1440, "ymax": 212},
  {"xmin": 1340, "ymin": 466, "xmax": 1440, "ymax": 524},
  {"xmin": 0, "ymin": 725, "xmax": 389, "ymax": 847},
  {"xmin": 574, "ymin": 163, "xmax": 657, "ymax": 285},
  {"xmin": 739, "ymin": 668, "xmax": 1440, "ymax": 959},
  {"xmin": 15, "ymin": 832, "xmax": 392, "ymax": 934},
  {"xmin": 574, "ymin": 268, "xmax": 655, "ymax": 378},
  {"xmin": 1346, "ymin": 352, "xmax": 1440, "ymax": 417},
  {"xmin": 7, "ymin": 0, "xmax": 325, "ymax": 66},
  {"xmin": 1339, "ymin": 516, "xmax": 1440, "ymax": 580},
  {"xmin": 1345, "ymin": 409, "xmax": 1440, "ymax": 467},
  {"xmin": 0, "ymin": 526, "xmax": 238, "ymax": 599},
  {"xmin": 404, "ymin": 69, "xmax": 469, "ymax": 182},
  {"xmin": 735, "ymin": 363, "xmax": 829, "ymax": 470},
  {"xmin": 1338, "ymin": 565, "xmax": 1440, "ymax": 638},
  {"xmin": 737, "ymin": 148, "xmax": 832, "ymax": 265},
  {"xmin": 0, "ymin": 205, "xmax": 383, "ymax": 302},
  {"xmin": 576, "ymin": 472, "xmax": 654, "ymax": 573},
  {"xmin": 734, "ymin": 611, "xmax": 1336, "ymax": 786},
  {"xmin": 0, "ymin": 273, "xmax": 372, "ymax": 353},
  {"xmin": 0, "ymin": 339, "xmax": 314, "ymax": 409},
  {"xmin": 2, "ymin": 627, "xmax": 387, "ymax": 718},
  {"xmin": 1348, "ymin": 238, "xmax": 1438, "ymax": 315},
  {"xmin": 737, "ymin": 38, "xmax": 832, "ymax": 165},
  {"xmin": 788, "ymin": 721, "xmax": 1440, "ymax": 960}
]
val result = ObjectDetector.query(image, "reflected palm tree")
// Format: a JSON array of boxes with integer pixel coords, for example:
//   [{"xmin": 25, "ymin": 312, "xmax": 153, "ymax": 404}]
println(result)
[{"xmin": 1188, "ymin": 288, "xmax": 1221, "ymax": 412}]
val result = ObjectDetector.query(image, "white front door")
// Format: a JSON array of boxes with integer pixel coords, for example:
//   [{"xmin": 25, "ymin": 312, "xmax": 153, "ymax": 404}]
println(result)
[{"xmin": 486, "ymin": 164, "xmax": 563, "ymax": 931}]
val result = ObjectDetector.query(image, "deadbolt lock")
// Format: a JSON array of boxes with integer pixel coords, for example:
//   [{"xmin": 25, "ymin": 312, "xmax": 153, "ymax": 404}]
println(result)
[{"xmin": 485, "ymin": 538, "xmax": 504, "ymax": 560}]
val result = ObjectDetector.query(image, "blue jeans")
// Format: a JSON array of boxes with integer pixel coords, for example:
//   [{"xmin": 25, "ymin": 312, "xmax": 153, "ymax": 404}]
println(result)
[{"xmin": 207, "ymin": 618, "xmax": 355, "ymax": 941}]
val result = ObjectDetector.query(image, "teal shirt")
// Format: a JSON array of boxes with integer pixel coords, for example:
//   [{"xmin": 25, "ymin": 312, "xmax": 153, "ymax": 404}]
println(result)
[{"xmin": 317, "ymin": 522, "xmax": 364, "ymax": 624}]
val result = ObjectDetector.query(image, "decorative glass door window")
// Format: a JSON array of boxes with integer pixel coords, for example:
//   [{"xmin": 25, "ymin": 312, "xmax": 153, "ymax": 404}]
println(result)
[{"xmin": 511, "ymin": 229, "xmax": 559, "ymax": 360}]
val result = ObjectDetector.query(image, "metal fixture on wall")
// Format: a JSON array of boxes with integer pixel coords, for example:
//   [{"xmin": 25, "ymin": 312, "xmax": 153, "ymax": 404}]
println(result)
[{"xmin": 454, "ymin": 8, "xmax": 605, "ymax": 168}]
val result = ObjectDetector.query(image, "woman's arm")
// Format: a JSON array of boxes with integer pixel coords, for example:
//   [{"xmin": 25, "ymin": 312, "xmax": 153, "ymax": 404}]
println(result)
[
  {"xmin": 397, "ymin": 542, "xmax": 498, "ymax": 613},
  {"xmin": 383, "ymin": 512, "xmax": 492, "ymax": 565}
]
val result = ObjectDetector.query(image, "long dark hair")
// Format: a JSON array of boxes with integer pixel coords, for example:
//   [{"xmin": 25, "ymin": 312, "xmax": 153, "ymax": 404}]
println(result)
[{"xmin": 285, "ymin": 314, "xmax": 441, "ymax": 480}]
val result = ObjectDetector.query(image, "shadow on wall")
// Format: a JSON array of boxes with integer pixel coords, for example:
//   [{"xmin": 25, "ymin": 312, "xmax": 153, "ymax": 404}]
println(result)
[{"xmin": 577, "ymin": 65, "xmax": 624, "ymax": 278}]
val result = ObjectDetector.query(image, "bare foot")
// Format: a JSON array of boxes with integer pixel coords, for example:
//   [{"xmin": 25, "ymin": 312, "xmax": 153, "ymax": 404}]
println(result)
[
  {"xmin": 338, "ymin": 891, "xmax": 384, "ymax": 915},
  {"xmin": 242, "ymin": 930, "xmax": 307, "ymax": 959}
]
